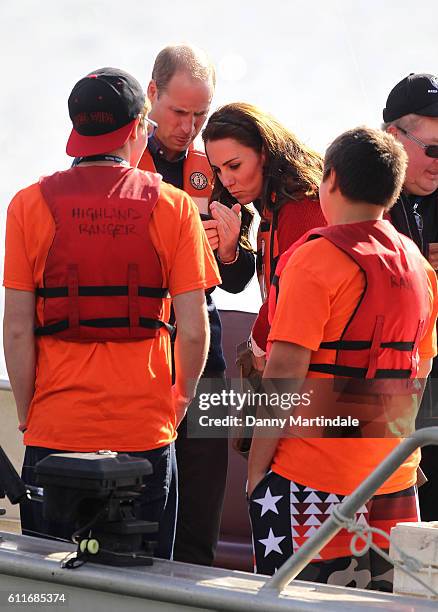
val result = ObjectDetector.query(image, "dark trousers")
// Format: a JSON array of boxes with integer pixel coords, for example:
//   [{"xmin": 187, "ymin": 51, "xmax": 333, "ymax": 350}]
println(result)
[
  {"xmin": 418, "ymin": 444, "xmax": 438, "ymax": 521},
  {"xmin": 173, "ymin": 372, "xmax": 228, "ymax": 566},
  {"xmin": 21, "ymin": 443, "xmax": 177, "ymax": 560},
  {"xmin": 417, "ymin": 373, "xmax": 438, "ymax": 521}
]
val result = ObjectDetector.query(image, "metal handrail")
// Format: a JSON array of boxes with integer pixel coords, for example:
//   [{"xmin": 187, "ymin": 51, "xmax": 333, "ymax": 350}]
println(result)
[
  {"xmin": 0, "ymin": 379, "xmax": 11, "ymax": 391},
  {"xmin": 262, "ymin": 426, "xmax": 438, "ymax": 593}
]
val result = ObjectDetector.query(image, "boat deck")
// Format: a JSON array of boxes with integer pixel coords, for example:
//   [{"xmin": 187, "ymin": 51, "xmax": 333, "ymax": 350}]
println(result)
[{"xmin": 0, "ymin": 531, "xmax": 436, "ymax": 612}]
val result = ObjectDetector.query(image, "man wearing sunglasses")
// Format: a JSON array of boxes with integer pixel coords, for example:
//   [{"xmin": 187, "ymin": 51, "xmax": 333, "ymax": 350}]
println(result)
[
  {"xmin": 383, "ymin": 72, "xmax": 438, "ymax": 522},
  {"xmin": 383, "ymin": 73, "xmax": 438, "ymax": 258}
]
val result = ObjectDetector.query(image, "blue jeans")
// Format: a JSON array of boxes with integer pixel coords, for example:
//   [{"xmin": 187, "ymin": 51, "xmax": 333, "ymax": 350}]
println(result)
[{"xmin": 21, "ymin": 443, "xmax": 177, "ymax": 560}]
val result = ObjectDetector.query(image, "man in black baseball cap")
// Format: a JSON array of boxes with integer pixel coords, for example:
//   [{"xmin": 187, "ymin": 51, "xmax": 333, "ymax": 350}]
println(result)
[
  {"xmin": 383, "ymin": 73, "xmax": 438, "ymax": 523},
  {"xmin": 66, "ymin": 67, "xmax": 153, "ymax": 157},
  {"xmin": 383, "ymin": 73, "xmax": 438, "ymax": 123},
  {"xmin": 3, "ymin": 66, "xmax": 220, "ymax": 558},
  {"xmin": 383, "ymin": 73, "xmax": 438, "ymax": 257}
]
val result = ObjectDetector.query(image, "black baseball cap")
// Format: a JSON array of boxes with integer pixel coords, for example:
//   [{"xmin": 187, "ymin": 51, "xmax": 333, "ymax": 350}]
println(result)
[
  {"xmin": 66, "ymin": 67, "xmax": 145, "ymax": 157},
  {"xmin": 383, "ymin": 73, "xmax": 438, "ymax": 123}
]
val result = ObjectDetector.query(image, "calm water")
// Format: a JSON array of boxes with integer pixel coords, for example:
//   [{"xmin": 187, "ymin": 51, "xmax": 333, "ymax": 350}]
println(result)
[{"xmin": 1, "ymin": 0, "xmax": 436, "ymax": 376}]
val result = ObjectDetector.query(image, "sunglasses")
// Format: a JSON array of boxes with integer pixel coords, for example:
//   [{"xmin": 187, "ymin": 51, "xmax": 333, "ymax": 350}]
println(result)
[
  {"xmin": 144, "ymin": 116, "xmax": 158, "ymax": 138},
  {"xmin": 396, "ymin": 125, "xmax": 438, "ymax": 159}
]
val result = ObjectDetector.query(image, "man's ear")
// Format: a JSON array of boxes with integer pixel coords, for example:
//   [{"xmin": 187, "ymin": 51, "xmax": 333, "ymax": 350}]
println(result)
[
  {"xmin": 129, "ymin": 117, "xmax": 141, "ymax": 141},
  {"xmin": 147, "ymin": 79, "xmax": 158, "ymax": 104},
  {"xmin": 326, "ymin": 168, "xmax": 338, "ymax": 193},
  {"xmin": 386, "ymin": 124, "xmax": 398, "ymax": 139}
]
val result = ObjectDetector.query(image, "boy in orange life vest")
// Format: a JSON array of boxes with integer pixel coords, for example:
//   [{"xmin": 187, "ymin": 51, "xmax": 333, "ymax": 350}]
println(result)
[
  {"xmin": 3, "ymin": 67, "xmax": 220, "ymax": 559},
  {"xmin": 247, "ymin": 127, "xmax": 438, "ymax": 590}
]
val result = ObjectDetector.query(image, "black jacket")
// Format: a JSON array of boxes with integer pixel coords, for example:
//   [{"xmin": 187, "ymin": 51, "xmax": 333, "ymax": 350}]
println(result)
[
  {"xmin": 391, "ymin": 188, "xmax": 438, "ymax": 379},
  {"xmin": 390, "ymin": 189, "xmax": 438, "ymax": 257}
]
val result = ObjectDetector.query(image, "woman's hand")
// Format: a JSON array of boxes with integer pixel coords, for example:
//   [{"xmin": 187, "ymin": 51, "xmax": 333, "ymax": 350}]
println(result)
[
  {"xmin": 251, "ymin": 352, "xmax": 266, "ymax": 372},
  {"xmin": 202, "ymin": 219, "xmax": 220, "ymax": 251},
  {"xmin": 210, "ymin": 201, "xmax": 242, "ymax": 262}
]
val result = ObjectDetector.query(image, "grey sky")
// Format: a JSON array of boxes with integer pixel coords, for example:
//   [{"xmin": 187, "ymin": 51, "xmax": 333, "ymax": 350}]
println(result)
[{"xmin": 0, "ymin": 0, "xmax": 436, "ymax": 374}]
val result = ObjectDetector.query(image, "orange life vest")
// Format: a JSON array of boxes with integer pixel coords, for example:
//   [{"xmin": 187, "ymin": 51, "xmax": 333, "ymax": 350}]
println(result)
[
  {"xmin": 257, "ymin": 198, "xmax": 326, "ymax": 299},
  {"xmin": 138, "ymin": 145, "xmax": 212, "ymax": 212},
  {"xmin": 36, "ymin": 165, "xmax": 171, "ymax": 342},
  {"xmin": 269, "ymin": 220, "xmax": 429, "ymax": 380}
]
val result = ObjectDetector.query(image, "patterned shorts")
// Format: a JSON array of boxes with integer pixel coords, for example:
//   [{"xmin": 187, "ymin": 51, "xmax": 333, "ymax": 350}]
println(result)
[{"xmin": 248, "ymin": 471, "xmax": 419, "ymax": 591}]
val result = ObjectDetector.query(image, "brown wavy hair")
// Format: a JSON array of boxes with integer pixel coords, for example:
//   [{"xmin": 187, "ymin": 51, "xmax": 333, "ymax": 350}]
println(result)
[{"xmin": 202, "ymin": 102, "xmax": 323, "ymax": 250}]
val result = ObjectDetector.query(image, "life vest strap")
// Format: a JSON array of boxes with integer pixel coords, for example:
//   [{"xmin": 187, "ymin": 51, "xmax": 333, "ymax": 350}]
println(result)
[
  {"xmin": 308, "ymin": 363, "xmax": 411, "ymax": 378},
  {"xmin": 269, "ymin": 209, "xmax": 279, "ymax": 286},
  {"xmin": 319, "ymin": 340, "xmax": 415, "ymax": 351},
  {"xmin": 410, "ymin": 320, "xmax": 425, "ymax": 377},
  {"xmin": 67, "ymin": 264, "xmax": 80, "ymax": 337},
  {"xmin": 365, "ymin": 315, "xmax": 385, "ymax": 379},
  {"xmin": 36, "ymin": 286, "xmax": 170, "ymax": 298},
  {"xmin": 35, "ymin": 317, "xmax": 174, "ymax": 336},
  {"xmin": 128, "ymin": 263, "xmax": 140, "ymax": 332}
]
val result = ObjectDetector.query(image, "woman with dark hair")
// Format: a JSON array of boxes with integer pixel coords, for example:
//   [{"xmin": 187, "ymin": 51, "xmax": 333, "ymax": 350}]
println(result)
[{"xmin": 202, "ymin": 102, "xmax": 326, "ymax": 355}]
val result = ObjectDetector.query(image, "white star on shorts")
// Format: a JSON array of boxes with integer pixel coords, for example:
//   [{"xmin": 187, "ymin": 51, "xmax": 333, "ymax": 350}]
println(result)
[
  {"xmin": 259, "ymin": 528, "xmax": 286, "ymax": 558},
  {"xmin": 253, "ymin": 486, "xmax": 283, "ymax": 516}
]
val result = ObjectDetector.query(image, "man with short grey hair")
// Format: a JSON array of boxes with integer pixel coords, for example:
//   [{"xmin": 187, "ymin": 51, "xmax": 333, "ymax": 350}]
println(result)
[
  {"xmin": 383, "ymin": 72, "xmax": 438, "ymax": 521},
  {"xmin": 139, "ymin": 44, "xmax": 255, "ymax": 565}
]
